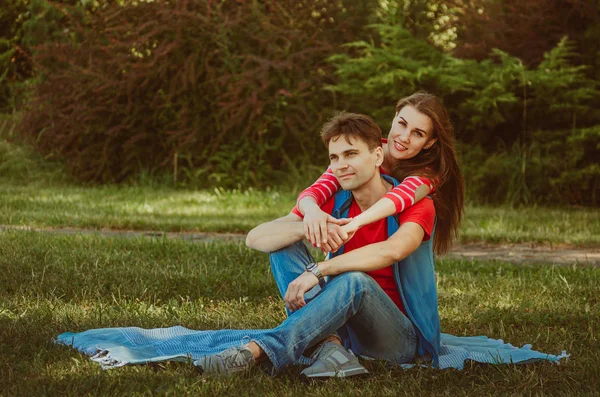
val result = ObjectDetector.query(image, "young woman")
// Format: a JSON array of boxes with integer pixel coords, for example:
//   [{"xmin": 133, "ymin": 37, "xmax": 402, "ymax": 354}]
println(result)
[{"xmin": 297, "ymin": 91, "xmax": 464, "ymax": 256}]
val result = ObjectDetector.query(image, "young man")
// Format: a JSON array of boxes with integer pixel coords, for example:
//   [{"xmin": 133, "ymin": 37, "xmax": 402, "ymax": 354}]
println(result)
[{"xmin": 195, "ymin": 112, "xmax": 440, "ymax": 378}]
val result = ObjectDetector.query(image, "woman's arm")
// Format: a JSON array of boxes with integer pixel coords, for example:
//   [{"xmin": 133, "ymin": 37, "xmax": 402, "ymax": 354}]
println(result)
[
  {"xmin": 296, "ymin": 167, "xmax": 340, "ymax": 210},
  {"xmin": 296, "ymin": 170, "xmax": 434, "ymax": 248},
  {"xmin": 342, "ymin": 176, "xmax": 434, "ymax": 236}
]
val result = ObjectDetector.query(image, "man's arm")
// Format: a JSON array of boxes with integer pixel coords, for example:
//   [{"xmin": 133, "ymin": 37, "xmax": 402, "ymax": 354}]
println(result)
[
  {"xmin": 319, "ymin": 222, "xmax": 424, "ymax": 276},
  {"xmin": 283, "ymin": 222, "xmax": 425, "ymax": 311},
  {"xmin": 245, "ymin": 213, "xmax": 305, "ymax": 252}
]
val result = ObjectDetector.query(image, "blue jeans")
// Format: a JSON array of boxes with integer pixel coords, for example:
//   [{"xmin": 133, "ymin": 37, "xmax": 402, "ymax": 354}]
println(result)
[{"xmin": 253, "ymin": 241, "xmax": 417, "ymax": 371}]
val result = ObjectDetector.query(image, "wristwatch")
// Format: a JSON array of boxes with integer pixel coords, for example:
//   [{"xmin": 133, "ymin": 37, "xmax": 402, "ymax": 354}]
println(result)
[{"xmin": 306, "ymin": 262, "xmax": 326, "ymax": 288}]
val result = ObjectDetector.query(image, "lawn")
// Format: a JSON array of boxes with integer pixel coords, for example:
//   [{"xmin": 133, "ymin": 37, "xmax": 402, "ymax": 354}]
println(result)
[
  {"xmin": 1, "ymin": 183, "xmax": 599, "ymax": 247},
  {"xmin": 1, "ymin": 230, "xmax": 598, "ymax": 395}
]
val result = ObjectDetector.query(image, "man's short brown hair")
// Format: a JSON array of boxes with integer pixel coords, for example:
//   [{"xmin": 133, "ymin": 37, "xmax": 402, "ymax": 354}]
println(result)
[{"xmin": 320, "ymin": 112, "xmax": 382, "ymax": 151}]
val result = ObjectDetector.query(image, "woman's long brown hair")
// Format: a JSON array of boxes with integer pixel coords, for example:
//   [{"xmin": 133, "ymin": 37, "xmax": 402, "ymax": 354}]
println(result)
[{"xmin": 390, "ymin": 92, "xmax": 464, "ymax": 255}]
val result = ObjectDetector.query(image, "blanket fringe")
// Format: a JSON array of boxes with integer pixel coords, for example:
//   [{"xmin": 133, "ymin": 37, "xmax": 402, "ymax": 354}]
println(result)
[{"xmin": 91, "ymin": 350, "xmax": 128, "ymax": 369}]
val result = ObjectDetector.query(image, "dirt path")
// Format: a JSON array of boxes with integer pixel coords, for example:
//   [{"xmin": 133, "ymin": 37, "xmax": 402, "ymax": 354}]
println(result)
[{"xmin": 2, "ymin": 224, "xmax": 598, "ymax": 266}]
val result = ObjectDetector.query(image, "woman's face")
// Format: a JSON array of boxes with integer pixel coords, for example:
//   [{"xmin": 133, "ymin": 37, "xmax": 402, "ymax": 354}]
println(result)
[{"xmin": 387, "ymin": 105, "xmax": 436, "ymax": 161}]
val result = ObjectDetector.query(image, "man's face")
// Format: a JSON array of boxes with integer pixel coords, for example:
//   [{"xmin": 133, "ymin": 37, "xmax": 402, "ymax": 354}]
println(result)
[{"xmin": 328, "ymin": 135, "xmax": 382, "ymax": 190}]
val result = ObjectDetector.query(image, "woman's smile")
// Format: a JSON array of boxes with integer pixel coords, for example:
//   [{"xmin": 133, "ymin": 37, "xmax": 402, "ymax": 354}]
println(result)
[{"xmin": 393, "ymin": 141, "xmax": 408, "ymax": 151}]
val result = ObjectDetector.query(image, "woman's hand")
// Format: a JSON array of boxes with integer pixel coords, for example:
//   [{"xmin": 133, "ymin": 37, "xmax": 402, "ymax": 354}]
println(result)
[
  {"xmin": 303, "ymin": 206, "xmax": 350, "ymax": 248},
  {"xmin": 339, "ymin": 220, "xmax": 360, "ymax": 243}
]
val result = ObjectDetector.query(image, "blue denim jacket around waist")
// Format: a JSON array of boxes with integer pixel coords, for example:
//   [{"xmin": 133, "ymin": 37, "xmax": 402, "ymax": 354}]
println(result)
[{"xmin": 330, "ymin": 174, "xmax": 442, "ymax": 366}]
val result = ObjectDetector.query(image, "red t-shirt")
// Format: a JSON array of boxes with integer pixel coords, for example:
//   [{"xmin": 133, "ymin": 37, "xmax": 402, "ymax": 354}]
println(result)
[{"xmin": 292, "ymin": 196, "xmax": 435, "ymax": 314}]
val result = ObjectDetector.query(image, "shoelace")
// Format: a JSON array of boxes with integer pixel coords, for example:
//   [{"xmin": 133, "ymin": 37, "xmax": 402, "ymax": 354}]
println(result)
[{"xmin": 312, "ymin": 342, "xmax": 339, "ymax": 361}]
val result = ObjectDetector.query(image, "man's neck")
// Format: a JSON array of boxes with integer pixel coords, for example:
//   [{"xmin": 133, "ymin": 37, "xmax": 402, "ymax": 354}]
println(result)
[{"xmin": 351, "ymin": 173, "xmax": 392, "ymax": 212}]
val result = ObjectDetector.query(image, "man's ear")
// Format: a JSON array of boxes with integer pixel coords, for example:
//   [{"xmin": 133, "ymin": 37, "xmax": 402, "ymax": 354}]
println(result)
[
  {"xmin": 424, "ymin": 138, "xmax": 438, "ymax": 150},
  {"xmin": 375, "ymin": 146, "xmax": 384, "ymax": 166}
]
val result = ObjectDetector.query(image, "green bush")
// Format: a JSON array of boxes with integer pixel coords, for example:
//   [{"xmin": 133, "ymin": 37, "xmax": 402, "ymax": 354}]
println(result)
[
  {"xmin": 11, "ymin": 0, "xmax": 600, "ymax": 205},
  {"xmin": 0, "ymin": 0, "xmax": 33, "ymax": 112},
  {"xmin": 18, "ymin": 0, "xmax": 377, "ymax": 186},
  {"xmin": 0, "ymin": 113, "xmax": 70, "ymax": 184},
  {"xmin": 327, "ymin": 21, "xmax": 600, "ymax": 206}
]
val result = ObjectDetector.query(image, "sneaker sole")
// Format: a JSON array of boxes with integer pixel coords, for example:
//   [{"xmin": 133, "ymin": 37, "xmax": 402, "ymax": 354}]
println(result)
[{"xmin": 302, "ymin": 366, "xmax": 370, "ymax": 378}]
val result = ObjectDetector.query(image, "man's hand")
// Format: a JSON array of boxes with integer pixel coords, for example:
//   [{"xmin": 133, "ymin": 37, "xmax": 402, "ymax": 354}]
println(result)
[
  {"xmin": 283, "ymin": 271, "xmax": 319, "ymax": 312},
  {"xmin": 303, "ymin": 206, "xmax": 349, "ymax": 247},
  {"xmin": 320, "ymin": 221, "xmax": 353, "ymax": 253}
]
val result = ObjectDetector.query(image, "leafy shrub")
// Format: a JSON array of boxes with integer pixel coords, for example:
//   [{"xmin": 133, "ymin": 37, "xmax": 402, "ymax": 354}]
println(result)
[
  {"xmin": 0, "ymin": 0, "xmax": 34, "ymax": 112},
  {"xmin": 19, "ymin": 0, "xmax": 377, "ymax": 185},
  {"xmin": 327, "ymin": 21, "xmax": 600, "ymax": 206},
  {"xmin": 12, "ymin": 0, "xmax": 600, "ymax": 205},
  {"xmin": 0, "ymin": 113, "xmax": 70, "ymax": 184},
  {"xmin": 451, "ymin": 0, "xmax": 599, "ymax": 67}
]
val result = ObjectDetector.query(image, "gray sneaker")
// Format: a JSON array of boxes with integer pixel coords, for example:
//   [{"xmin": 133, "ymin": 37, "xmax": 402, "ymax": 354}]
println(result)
[
  {"xmin": 301, "ymin": 341, "xmax": 369, "ymax": 378},
  {"xmin": 193, "ymin": 345, "xmax": 255, "ymax": 377}
]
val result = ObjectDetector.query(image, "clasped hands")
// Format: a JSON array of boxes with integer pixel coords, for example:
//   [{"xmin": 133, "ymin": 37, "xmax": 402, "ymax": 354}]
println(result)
[{"xmin": 302, "ymin": 207, "xmax": 358, "ymax": 253}]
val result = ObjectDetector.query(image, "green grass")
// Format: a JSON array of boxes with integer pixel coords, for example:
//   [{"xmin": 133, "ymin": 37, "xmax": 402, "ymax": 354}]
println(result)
[
  {"xmin": 0, "ymin": 183, "xmax": 598, "ymax": 247},
  {"xmin": 1, "ymin": 231, "xmax": 599, "ymax": 395},
  {"xmin": 460, "ymin": 205, "xmax": 600, "ymax": 247},
  {"xmin": 0, "ymin": 184, "xmax": 293, "ymax": 233}
]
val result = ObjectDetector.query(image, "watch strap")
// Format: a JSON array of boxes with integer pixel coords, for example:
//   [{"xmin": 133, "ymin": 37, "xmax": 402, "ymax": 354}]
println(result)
[{"xmin": 306, "ymin": 262, "xmax": 326, "ymax": 288}]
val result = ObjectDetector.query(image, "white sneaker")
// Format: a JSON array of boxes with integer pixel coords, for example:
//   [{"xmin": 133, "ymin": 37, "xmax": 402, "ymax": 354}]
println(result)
[
  {"xmin": 194, "ymin": 345, "xmax": 255, "ymax": 377},
  {"xmin": 301, "ymin": 342, "xmax": 369, "ymax": 378}
]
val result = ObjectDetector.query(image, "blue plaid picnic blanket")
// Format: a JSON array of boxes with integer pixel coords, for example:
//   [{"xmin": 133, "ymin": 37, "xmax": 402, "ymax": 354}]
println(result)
[{"xmin": 56, "ymin": 326, "xmax": 569, "ymax": 370}]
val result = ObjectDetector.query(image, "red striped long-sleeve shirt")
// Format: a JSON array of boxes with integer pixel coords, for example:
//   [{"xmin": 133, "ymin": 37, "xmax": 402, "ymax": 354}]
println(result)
[
  {"xmin": 296, "ymin": 137, "xmax": 435, "ymax": 214},
  {"xmin": 296, "ymin": 168, "xmax": 434, "ymax": 214}
]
